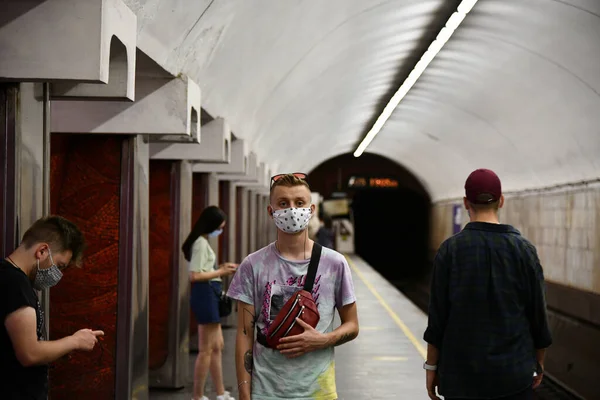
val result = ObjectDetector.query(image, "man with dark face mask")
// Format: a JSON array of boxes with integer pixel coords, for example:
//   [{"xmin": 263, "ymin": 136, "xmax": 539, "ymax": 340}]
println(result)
[{"xmin": 0, "ymin": 215, "xmax": 104, "ymax": 400}]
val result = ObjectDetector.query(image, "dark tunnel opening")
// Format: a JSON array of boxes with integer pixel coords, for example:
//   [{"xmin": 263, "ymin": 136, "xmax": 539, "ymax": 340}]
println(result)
[
  {"xmin": 351, "ymin": 188, "xmax": 430, "ymax": 283},
  {"xmin": 308, "ymin": 152, "xmax": 431, "ymax": 285}
]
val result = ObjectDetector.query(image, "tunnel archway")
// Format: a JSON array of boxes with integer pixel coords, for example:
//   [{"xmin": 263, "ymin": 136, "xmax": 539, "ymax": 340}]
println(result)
[{"xmin": 308, "ymin": 152, "xmax": 431, "ymax": 285}]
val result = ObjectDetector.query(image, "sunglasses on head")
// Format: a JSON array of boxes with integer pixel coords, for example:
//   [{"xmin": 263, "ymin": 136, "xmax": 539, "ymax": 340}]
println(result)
[{"xmin": 270, "ymin": 172, "xmax": 308, "ymax": 187}]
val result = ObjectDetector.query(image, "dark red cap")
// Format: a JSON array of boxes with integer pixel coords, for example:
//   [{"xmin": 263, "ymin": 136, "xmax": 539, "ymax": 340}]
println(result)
[{"xmin": 464, "ymin": 169, "xmax": 502, "ymax": 204}]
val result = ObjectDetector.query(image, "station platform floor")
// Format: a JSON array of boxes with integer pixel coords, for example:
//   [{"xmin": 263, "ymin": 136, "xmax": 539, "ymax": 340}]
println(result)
[{"xmin": 150, "ymin": 255, "xmax": 430, "ymax": 400}]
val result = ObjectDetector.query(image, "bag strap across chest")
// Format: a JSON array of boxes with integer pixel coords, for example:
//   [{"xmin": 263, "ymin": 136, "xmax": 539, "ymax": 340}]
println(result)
[{"xmin": 302, "ymin": 243, "xmax": 322, "ymax": 293}]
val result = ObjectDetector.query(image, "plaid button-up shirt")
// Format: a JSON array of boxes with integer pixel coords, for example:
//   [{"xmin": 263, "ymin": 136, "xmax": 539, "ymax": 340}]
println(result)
[{"xmin": 424, "ymin": 222, "xmax": 553, "ymax": 399}]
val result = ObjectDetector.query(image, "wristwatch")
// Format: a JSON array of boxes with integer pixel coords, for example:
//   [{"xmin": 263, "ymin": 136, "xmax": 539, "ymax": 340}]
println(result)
[
  {"xmin": 535, "ymin": 361, "xmax": 544, "ymax": 376},
  {"xmin": 423, "ymin": 362, "xmax": 437, "ymax": 371}
]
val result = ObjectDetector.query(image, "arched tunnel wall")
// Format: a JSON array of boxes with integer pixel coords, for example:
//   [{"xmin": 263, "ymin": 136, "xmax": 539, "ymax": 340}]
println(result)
[{"xmin": 308, "ymin": 152, "xmax": 431, "ymax": 284}]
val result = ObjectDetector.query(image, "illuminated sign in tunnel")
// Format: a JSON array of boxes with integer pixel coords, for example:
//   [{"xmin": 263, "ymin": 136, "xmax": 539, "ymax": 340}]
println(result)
[{"xmin": 348, "ymin": 176, "xmax": 399, "ymax": 189}]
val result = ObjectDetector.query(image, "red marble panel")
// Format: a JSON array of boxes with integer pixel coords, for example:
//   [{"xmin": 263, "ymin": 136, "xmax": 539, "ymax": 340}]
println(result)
[
  {"xmin": 148, "ymin": 160, "xmax": 173, "ymax": 369},
  {"xmin": 189, "ymin": 173, "xmax": 208, "ymax": 336},
  {"xmin": 49, "ymin": 134, "xmax": 122, "ymax": 400}
]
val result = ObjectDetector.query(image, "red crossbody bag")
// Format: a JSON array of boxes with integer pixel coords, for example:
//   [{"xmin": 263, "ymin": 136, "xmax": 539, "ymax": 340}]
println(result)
[{"xmin": 257, "ymin": 243, "xmax": 322, "ymax": 349}]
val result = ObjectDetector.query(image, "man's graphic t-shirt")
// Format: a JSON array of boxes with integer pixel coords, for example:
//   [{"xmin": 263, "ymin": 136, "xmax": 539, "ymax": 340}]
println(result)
[{"xmin": 227, "ymin": 243, "xmax": 356, "ymax": 400}]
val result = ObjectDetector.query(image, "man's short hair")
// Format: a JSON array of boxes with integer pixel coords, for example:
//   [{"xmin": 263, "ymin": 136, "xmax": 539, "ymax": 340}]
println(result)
[
  {"xmin": 468, "ymin": 197, "xmax": 500, "ymax": 211},
  {"xmin": 21, "ymin": 215, "xmax": 86, "ymax": 266},
  {"xmin": 269, "ymin": 173, "xmax": 311, "ymax": 199}
]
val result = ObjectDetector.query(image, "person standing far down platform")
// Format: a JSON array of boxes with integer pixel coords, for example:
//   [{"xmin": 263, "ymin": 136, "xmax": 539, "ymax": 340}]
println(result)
[
  {"xmin": 228, "ymin": 173, "xmax": 359, "ymax": 400},
  {"xmin": 0, "ymin": 215, "xmax": 104, "ymax": 400},
  {"xmin": 315, "ymin": 214, "xmax": 336, "ymax": 250},
  {"xmin": 423, "ymin": 169, "xmax": 553, "ymax": 400}
]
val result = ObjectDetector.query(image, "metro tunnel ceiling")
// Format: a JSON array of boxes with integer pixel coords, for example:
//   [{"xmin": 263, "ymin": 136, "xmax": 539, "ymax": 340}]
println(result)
[{"xmin": 125, "ymin": 0, "xmax": 600, "ymax": 201}]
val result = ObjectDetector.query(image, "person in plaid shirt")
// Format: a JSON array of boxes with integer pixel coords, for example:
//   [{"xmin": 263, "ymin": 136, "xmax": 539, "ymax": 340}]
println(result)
[{"xmin": 424, "ymin": 169, "xmax": 552, "ymax": 400}]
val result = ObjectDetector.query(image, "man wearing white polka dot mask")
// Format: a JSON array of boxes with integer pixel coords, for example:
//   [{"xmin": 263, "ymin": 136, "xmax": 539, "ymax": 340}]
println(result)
[
  {"xmin": 269, "ymin": 176, "xmax": 314, "ymax": 234},
  {"xmin": 228, "ymin": 173, "xmax": 359, "ymax": 400}
]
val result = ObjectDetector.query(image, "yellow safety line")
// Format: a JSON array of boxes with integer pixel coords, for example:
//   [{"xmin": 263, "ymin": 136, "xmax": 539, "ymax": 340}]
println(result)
[
  {"xmin": 345, "ymin": 255, "xmax": 427, "ymax": 359},
  {"xmin": 131, "ymin": 384, "xmax": 148, "ymax": 398},
  {"xmin": 361, "ymin": 326, "xmax": 384, "ymax": 331},
  {"xmin": 373, "ymin": 356, "xmax": 409, "ymax": 361}
]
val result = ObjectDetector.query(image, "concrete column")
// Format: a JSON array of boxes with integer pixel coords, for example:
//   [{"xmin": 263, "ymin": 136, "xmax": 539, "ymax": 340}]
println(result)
[
  {"xmin": 240, "ymin": 188, "xmax": 250, "ymax": 258},
  {"xmin": 217, "ymin": 179, "xmax": 237, "ymax": 328},
  {"xmin": 265, "ymin": 194, "xmax": 272, "ymax": 248},
  {"xmin": 0, "ymin": 84, "xmax": 18, "ymax": 257},
  {"xmin": 0, "ymin": 83, "xmax": 51, "ymax": 334},
  {"xmin": 256, "ymin": 194, "xmax": 264, "ymax": 249},
  {"xmin": 207, "ymin": 172, "xmax": 220, "ymax": 251},
  {"xmin": 255, "ymin": 194, "xmax": 262, "ymax": 249},
  {"xmin": 248, "ymin": 190, "xmax": 257, "ymax": 253},
  {"xmin": 0, "ymin": 83, "xmax": 48, "ymax": 246},
  {"xmin": 177, "ymin": 161, "xmax": 192, "ymax": 383},
  {"xmin": 116, "ymin": 135, "xmax": 150, "ymax": 400},
  {"xmin": 234, "ymin": 186, "xmax": 244, "ymax": 263},
  {"xmin": 255, "ymin": 194, "xmax": 266, "ymax": 249},
  {"xmin": 148, "ymin": 160, "xmax": 192, "ymax": 389},
  {"xmin": 218, "ymin": 179, "xmax": 237, "ymax": 265},
  {"xmin": 227, "ymin": 183, "xmax": 237, "ymax": 262},
  {"xmin": 17, "ymin": 83, "xmax": 48, "ymax": 236},
  {"xmin": 18, "ymin": 83, "xmax": 52, "ymax": 340},
  {"xmin": 264, "ymin": 198, "xmax": 270, "ymax": 245}
]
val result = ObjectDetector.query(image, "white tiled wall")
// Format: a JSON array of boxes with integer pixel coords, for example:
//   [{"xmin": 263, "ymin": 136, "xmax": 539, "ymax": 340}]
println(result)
[{"xmin": 431, "ymin": 185, "xmax": 600, "ymax": 294}]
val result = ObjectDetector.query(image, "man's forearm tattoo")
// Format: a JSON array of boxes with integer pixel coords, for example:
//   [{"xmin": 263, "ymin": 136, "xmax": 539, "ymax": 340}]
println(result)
[
  {"xmin": 334, "ymin": 332, "xmax": 357, "ymax": 347},
  {"xmin": 244, "ymin": 350, "xmax": 253, "ymax": 373},
  {"xmin": 242, "ymin": 308, "xmax": 256, "ymax": 336}
]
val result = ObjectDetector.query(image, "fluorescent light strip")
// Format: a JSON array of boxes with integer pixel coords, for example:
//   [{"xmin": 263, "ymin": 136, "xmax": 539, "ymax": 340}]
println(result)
[{"xmin": 353, "ymin": 0, "xmax": 478, "ymax": 157}]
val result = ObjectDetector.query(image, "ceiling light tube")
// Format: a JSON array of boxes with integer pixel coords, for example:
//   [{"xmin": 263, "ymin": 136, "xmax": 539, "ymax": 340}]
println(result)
[
  {"xmin": 458, "ymin": 0, "xmax": 478, "ymax": 14},
  {"xmin": 353, "ymin": 0, "xmax": 478, "ymax": 157}
]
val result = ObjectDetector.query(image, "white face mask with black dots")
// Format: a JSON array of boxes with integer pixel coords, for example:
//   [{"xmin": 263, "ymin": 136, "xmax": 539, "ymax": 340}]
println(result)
[{"xmin": 271, "ymin": 207, "xmax": 312, "ymax": 234}]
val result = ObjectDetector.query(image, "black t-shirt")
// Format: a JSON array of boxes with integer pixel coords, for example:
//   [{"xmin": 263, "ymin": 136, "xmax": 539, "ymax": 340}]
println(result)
[{"xmin": 0, "ymin": 259, "xmax": 48, "ymax": 399}]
